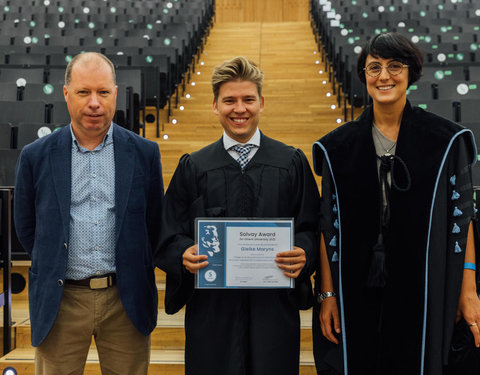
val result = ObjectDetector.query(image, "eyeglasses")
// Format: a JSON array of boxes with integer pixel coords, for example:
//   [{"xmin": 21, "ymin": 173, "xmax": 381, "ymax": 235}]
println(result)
[{"xmin": 363, "ymin": 62, "xmax": 409, "ymax": 78}]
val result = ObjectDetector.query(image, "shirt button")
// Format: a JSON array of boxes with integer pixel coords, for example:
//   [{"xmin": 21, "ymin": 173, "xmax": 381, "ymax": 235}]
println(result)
[
  {"xmin": 58, "ymin": 279, "xmax": 64, "ymax": 286},
  {"xmin": 93, "ymin": 221, "xmax": 98, "ymax": 225},
  {"xmin": 92, "ymin": 197, "xmax": 97, "ymax": 202},
  {"xmin": 92, "ymin": 151, "xmax": 96, "ymax": 155},
  {"xmin": 92, "ymin": 173, "xmax": 96, "ymax": 178},
  {"xmin": 63, "ymin": 243, "xmax": 68, "ymax": 250},
  {"xmin": 94, "ymin": 246, "xmax": 100, "ymax": 250},
  {"xmin": 96, "ymin": 271, "xmax": 101, "ymax": 275}
]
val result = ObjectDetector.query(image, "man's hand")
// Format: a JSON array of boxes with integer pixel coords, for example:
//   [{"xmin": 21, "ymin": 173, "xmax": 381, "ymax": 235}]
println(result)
[
  {"xmin": 183, "ymin": 245, "xmax": 209, "ymax": 274},
  {"xmin": 275, "ymin": 246, "xmax": 306, "ymax": 278}
]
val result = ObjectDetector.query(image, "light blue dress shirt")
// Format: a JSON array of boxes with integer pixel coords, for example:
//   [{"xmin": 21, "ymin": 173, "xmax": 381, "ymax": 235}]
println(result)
[
  {"xmin": 223, "ymin": 127, "xmax": 261, "ymax": 161},
  {"xmin": 66, "ymin": 124, "xmax": 116, "ymax": 280}
]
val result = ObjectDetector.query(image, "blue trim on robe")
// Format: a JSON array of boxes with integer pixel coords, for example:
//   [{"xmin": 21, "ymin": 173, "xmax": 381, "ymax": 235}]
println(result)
[
  {"xmin": 313, "ymin": 140, "xmax": 349, "ymax": 375},
  {"xmin": 421, "ymin": 128, "xmax": 476, "ymax": 375},
  {"xmin": 453, "ymin": 207, "xmax": 463, "ymax": 217}
]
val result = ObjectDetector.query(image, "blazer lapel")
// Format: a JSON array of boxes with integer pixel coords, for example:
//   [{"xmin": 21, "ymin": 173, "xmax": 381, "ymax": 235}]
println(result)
[
  {"xmin": 50, "ymin": 126, "xmax": 72, "ymax": 241},
  {"xmin": 113, "ymin": 125, "xmax": 135, "ymax": 243}
]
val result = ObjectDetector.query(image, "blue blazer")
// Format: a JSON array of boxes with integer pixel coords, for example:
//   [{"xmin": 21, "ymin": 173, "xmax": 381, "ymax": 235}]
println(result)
[{"xmin": 14, "ymin": 124, "xmax": 164, "ymax": 346}]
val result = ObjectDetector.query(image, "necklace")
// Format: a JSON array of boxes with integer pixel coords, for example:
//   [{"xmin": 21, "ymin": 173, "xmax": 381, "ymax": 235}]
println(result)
[{"xmin": 372, "ymin": 124, "xmax": 396, "ymax": 155}]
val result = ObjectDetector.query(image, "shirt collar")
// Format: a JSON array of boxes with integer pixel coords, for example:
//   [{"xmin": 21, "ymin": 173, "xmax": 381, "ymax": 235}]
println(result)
[
  {"xmin": 223, "ymin": 127, "xmax": 261, "ymax": 150},
  {"xmin": 70, "ymin": 122, "xmax": 114, "ymax": 152}
]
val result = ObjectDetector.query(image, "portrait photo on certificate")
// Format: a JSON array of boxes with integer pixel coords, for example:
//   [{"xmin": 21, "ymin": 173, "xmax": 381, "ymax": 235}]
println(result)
[{"xmin": 195, "ymin": 218, "xmax": 294, "ymax": 289}]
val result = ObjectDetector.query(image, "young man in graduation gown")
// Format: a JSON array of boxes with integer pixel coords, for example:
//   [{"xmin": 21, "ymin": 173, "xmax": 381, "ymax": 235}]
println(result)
[{"xmin": 155, "ymin": 56, "xmax": 320, "ymax": 374}]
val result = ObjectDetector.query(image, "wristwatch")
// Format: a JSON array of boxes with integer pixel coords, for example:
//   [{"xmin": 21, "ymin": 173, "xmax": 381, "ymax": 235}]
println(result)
[{"xmin": 317, "ymin": 291, "xmax": 336, "ymax": 303}]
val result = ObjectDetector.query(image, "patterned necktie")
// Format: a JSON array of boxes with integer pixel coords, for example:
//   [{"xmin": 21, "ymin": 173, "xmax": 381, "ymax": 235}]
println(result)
[{"xmin": 231, "ymin": 144, "xmax": 254, "ymax": 169}]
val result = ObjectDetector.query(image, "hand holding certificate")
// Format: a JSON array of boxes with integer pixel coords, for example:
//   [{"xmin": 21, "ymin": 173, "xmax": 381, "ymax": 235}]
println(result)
[
  {"xmin": 275, "ymin": 246, "xmax": 307, "ymax": 278},
  {"xmin": 194, "ymin": 218, "xmax": 296, "ymax": 289},
  {"xmin": 182, "ymin": 244, "xmax": 208, "ymax": 273}
]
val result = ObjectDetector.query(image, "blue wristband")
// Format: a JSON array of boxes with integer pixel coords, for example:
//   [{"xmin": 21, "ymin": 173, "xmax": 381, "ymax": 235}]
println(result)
[{"xmin": 464, "ymin": 262, "xmax": 476, "ymax": 271}]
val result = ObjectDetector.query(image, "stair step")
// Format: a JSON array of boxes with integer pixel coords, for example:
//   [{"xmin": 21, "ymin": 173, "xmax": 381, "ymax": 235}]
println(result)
[
  {"xmin": 11, "ymin": 309, "xmax": 314, "ymax": 351},
  {"xmin": 0, "ymin": 348, "xmax": 317, "ymax": 374}
]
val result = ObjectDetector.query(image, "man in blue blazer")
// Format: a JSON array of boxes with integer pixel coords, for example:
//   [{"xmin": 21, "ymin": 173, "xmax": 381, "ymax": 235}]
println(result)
[{"xmin": 14, "ymin": 52, "xmax": 163, "ymax": 374}]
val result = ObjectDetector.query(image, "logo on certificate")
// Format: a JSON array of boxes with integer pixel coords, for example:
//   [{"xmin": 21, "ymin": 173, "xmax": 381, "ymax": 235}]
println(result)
[
  {"xmin": 205, "ymin": 270, "xmax": 217, "ymax": 282},
  {"xmin": 200, "ymin": 224, "xmax": 221, "ymax": 257}
]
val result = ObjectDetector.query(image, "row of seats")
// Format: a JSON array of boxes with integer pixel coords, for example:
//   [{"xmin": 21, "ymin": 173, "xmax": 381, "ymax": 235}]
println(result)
[
  {"xmin": 310, "ymin": 0, "xmax": 480, "ymax": 186},
  {"xmin": 0, "ymin": 100, "xmax": 68, "ymax": 125},
  {"xmin": 0, "ymin": 121, "xmax": 64, "ymax": 188},
  {"xmin": 310, "ymin": 0, "xmax": 480, "ymax": 120},
  {"xmin": 0, "ymin": 67, "xmax": 140, "ymax": 132},
  {"xmin": 408, "ymin": 99, "xmax": 478, "ymax": 124},
  {"xmin": 0, "ymin": 122, "xmax": 64, "ymax": 150},
  {"xmin": 0, "ymin": 0, "xmax": 215, "ymax": 137},
  {"xmin": 407, "ymin": 80, "xmax": 480, "ymax": 101}
]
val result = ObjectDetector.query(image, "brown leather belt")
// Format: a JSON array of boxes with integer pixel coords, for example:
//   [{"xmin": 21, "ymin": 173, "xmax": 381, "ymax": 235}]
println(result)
[{"xmin": 66, "ymin": 274, "xmax": 116, "ymax": 289}]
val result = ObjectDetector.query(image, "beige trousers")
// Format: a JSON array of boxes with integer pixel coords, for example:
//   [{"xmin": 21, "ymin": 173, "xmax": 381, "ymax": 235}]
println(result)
[{"xmin": 35, "ymin": 284, "xmax": 150, "ymax": 375}]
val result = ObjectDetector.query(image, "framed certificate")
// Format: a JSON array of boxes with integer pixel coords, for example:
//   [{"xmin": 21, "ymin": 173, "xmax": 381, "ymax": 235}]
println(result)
[{"xmin": 195, "ymin": 218, "xmax": 294, "ymax": 289}]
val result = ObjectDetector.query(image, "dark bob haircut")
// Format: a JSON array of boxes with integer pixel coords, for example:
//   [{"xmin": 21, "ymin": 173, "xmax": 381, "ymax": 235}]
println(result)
[{"xmin": 357, "ymin": 32, "xmax": 423, "ymax": 86}]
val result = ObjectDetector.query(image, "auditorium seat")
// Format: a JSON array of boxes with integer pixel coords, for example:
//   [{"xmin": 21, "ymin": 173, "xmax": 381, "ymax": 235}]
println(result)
[
  {"xmin": 29, "ymin": 45, "xmax": 65, "ymax": 55},
  {"xmin": 12, "ymin": 122, "xmax": 59, "ymax": 149},
  {"xmin": 410, "ymin": 99, "xmax": 456, "ymax": 121},
  {"xmin": 0, "ymin": 36, "xmax": 13, "ymax": 46},
  {"xmin": 129, "ymin": 55, "xmax": 163, "ymax": 102},
  {"xmin": 458, "ymin": 99, "xmax": 479, "ymax": 123},
  {"xmin": 406, "ymin": 81, "xmax": 434, "ymax": 101},
  {"xmin": 421, "ymin": 66, "xmax": 466, "ymax": 81},
  {"xmin": 0, "ymin": 123, "xmax": 13, "ymax": 149},
  {"xmin": 6, "ymin": 53, "xmax": 47, "ymax": 67},
  {"xmin": 23, "ymin": 83, "xmax": 65, "ymax": 102},
  {"xmin": 103, "ymin": 46, "xmax": 142, "ymax": 56},
  {"xmin": 0, "ymin": 101, "xmax": 48, "ymax": 124},
  {"xmin": 0, "ymin": 68, "xmax": 46, "ymax": 84},
  {"xmin": 105, "ymin": 54, "xmax": 130, "ymax": 68},
  {"xmin": 46, "ymin": 68, "xmax": 66, "ymax": 84},
  {"xmin": 46, "ymin": 35, "xmax": 82, "ymax": 48},
  {"xmin": 81, "ymin": 36, "xmax": 117, "ymax": 48},
  {"xmin": 469, "ymin": 66, "xmax": 480, "ymax": 81},
  {"xmin": 0, "ymin": 149, "xmax": 21, "ymax": 187},
  {"xmin": 143, "ymin": 46, "xmax": 180, "ymax": 104},
  {"xmin": 0, "ymin": 82, "xmax": 20, "ymax": 101},
  {"xmin": 433, "ymin": 81, "xmax": 480, "ymax": 100},
  {"xmin": 50, "ymin": 101, "xmax": 70, "ymax": 124},
  {"xmin": 48, "ymin": 54, "xmax": 71, "ymax": 68},
  {"xmin": 440, "ymin": 33, "xmax": 477, "ymax": 44},
  {"xmin": 0, "ymin": 46, "xmax": 27, "ymax": 55},
  {"xmin": 462, "ymin": 121, "xmax": 480, "ymax": 186},
  {"xmin": 116, "ymin": 37, "xmax": 150, "ymax": 48},
  {"xmin": 428, "ymin": 25, "xmax": 462, "ymax": 35}
]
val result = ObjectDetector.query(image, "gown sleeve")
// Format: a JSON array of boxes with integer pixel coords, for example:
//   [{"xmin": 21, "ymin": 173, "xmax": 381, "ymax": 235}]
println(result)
[
  {"xmin": 442, "ymin": 132, "xmax": 477, "ymax": 365},
  {"xmin": 154, "ymin": 154, "xmax": 198, "ymax": 314},
  {"xmin": 288, "ymin": 148, "xmax": 321, "ymax": 279},
  {"xmin": 313, "ymin": 156, "xmax": 344, "ymax": 373}
]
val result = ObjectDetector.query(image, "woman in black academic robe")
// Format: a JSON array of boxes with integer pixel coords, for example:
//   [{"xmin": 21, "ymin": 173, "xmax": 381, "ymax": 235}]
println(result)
[{"xmin": 312, "ymin": 32, "xmax": 480, "ymax": 375}]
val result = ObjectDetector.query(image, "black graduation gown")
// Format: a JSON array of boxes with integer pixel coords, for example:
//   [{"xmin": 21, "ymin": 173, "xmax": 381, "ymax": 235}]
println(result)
[
  {"xmin": 312, "ymin": 102, "xmax": 477, "ymax": 375},
  {"xmin": 155, "ymin": 133, "xmax": 320, "ymax": 375}
]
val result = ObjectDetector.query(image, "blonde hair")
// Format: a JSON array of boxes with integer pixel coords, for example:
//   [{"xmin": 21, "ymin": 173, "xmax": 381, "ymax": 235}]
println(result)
[{"xmin": 211, "ymin": 56, "xmax": 264, "ymax": 100}]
